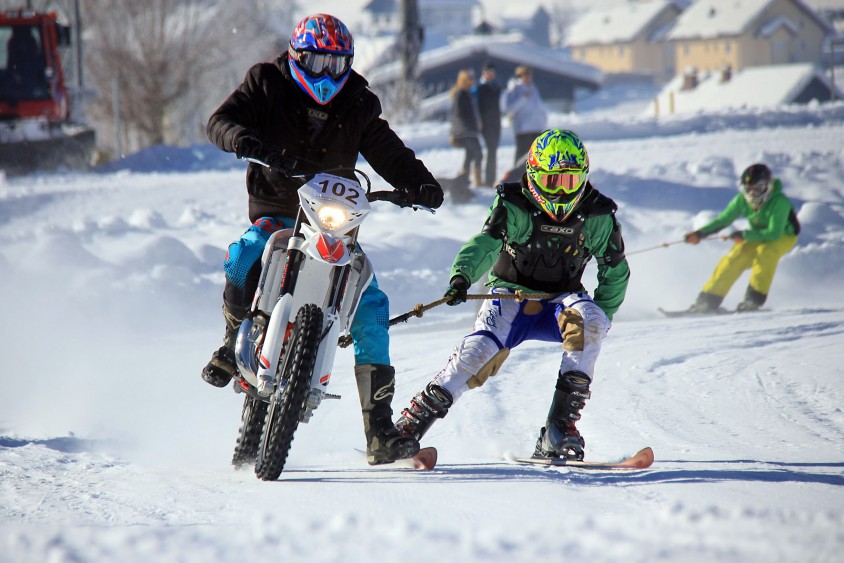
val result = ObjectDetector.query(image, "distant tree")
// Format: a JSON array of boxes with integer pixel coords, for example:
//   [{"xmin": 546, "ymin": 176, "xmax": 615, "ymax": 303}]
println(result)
[
  {"xmin": 548, "ymin": 0, "xmax": 575, "ymax": 48},
  {"xmin": 382, "ymin": 0, "xmax": 424, "ymax": 123},
  {"xmin": 78, "ymin": 0, "xmax": 292, "ymax": 155}
]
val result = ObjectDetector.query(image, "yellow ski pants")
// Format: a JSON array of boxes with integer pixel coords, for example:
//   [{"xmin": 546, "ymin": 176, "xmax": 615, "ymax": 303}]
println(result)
[{"xmin": 702, "ymin": 235, "xmax": 797, "ymax": 297}]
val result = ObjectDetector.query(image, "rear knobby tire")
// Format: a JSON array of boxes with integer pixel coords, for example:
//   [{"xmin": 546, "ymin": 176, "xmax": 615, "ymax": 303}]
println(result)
[
  {"xmin": 231, "ymin": 395, "xmax": 269, "ymax": 468},
  {"xmin": 254, "ymin": 304, "xmax": 322, "ymax": 481}
]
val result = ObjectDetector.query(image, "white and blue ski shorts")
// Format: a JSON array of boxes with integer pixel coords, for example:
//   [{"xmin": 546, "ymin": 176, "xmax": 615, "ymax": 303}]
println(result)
[{"xmin": 432, "ymin": 288, "xmax": 610, "ymax": 403}]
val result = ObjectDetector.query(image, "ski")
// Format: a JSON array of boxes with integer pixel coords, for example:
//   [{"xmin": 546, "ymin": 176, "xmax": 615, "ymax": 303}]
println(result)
[
  {"xmin": 355, "ymin": 446, "xmax": 438, "ymax": 470},
  {"xmin": 404, "ymin": 446, "xmax": 438, "ymax": 470},
  {"xmin": 658, "ymin": 307, "xmax": 730, "ymax": 318},
  {"xmin": 513, "ymin": 446, "xmax": 654, "ymax": 470},
  {"xmin": 659, "ymin": 307, "xmax": 767, "ymax": 318}
]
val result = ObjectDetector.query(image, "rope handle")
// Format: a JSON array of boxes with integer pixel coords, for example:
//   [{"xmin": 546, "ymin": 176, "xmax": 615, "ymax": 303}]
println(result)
[{"xmin": 337, "ymin": 290, "xmax": 557, "ymax": 348}]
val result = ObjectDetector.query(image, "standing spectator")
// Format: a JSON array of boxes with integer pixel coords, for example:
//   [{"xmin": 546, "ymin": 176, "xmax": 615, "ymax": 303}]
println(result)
[
  {"xmin": 475, "ymin": 61, "xmax": 502, "ymax": 186},
  {"xmin": 505, "ymin": 65, "xmax": 548, "ymax": 165},
  {"xmin": 449, "ymin": 69, "xmax": 483, "ymax": 187}
]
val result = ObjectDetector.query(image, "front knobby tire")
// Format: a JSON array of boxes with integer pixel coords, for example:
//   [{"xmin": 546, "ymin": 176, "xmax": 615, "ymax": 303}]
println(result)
[
  {"xmin": 231, "ymin": 395, "xmax": 269, "ymax": 468},
  {"xmin": 254, "ymin": 304, "xmax": 322, "ymax": 481}
]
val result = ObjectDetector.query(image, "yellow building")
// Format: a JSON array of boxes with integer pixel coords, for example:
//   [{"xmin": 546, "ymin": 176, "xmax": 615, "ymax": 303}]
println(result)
[
  {"xmin": 566, "ymin": 1, "xmax": 683, "ymax": 81},
  {"xmin": 667, "ymin": 0, "xmax": 835, "ymax": 74}
]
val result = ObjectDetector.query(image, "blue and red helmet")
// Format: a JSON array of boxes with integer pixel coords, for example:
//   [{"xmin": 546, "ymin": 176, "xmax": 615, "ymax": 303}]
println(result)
[{"xmin": 288, "ymin": 14, "xmax": 354, "ymax": 105}]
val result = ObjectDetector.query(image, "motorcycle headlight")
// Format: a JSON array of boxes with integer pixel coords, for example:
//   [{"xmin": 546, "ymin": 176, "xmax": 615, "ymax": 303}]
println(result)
[{"xmin": 317, "ymin": 205, "xmax": 348, "ymax": 231}]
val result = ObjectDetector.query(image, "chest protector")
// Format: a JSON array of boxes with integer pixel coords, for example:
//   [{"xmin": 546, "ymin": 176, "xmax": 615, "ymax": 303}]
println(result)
[{"xmin": 491, "ymin": 182, "xmax": 617, "ymax": 293}]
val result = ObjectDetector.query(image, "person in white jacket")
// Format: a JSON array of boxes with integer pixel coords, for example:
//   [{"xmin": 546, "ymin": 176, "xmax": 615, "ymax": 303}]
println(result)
[{"xmin": 505, "ymin": 65, "xmax": 548, "ymax": 164}]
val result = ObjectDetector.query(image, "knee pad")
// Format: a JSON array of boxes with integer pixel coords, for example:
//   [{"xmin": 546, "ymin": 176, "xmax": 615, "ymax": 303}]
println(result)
[
  {"xmin": 559, "ymin": 298, "xmax": 609, "ymax": 350},
  {"xmin": 434, "ymin": 333, "xmax": 507, "ymax": 401}
]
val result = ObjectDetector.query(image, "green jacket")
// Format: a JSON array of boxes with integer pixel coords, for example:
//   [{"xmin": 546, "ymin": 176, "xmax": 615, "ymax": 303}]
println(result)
[
  {"xmin": 699, "ymin": 179, "xmax": 799, "ymax": 242},
  {"xmin": 450, "ymin": 182, "xmax": 630, "ymax": 320}
]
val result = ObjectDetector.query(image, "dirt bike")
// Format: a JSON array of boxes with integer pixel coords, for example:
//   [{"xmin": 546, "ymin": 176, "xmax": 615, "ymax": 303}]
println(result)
[{"xmin": 227, "ymin": 164, "xmax": 431, "ymax": 480}]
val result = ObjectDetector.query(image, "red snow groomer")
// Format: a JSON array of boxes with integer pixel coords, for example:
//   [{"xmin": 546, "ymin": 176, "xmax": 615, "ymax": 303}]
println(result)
[{"xmin": 0, "ymin": 8, "xmax": 95, "ymax": 175}]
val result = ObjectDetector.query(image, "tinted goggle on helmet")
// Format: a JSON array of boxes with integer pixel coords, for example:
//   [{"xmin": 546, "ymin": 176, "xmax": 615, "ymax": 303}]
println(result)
[
  {"xmin": 531, "ymin": 169, "xmax": 588, "ymax": 199},
  {"xmin": 742, "ymin": 179, "xmax": 769, "ymax": 198},
  {"xmin": 288, "ymin": 47, "xmax": 353, "ymax": 80}
]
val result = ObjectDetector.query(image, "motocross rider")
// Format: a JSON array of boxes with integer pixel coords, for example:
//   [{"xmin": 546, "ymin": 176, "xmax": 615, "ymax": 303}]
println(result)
[
  {"xmin": 394, "ymin": 129, "xmax": 629, "ymax": 461},
  {"xmin": 203, "ymin": 13, "xmax": 444, "ymax": 465}
]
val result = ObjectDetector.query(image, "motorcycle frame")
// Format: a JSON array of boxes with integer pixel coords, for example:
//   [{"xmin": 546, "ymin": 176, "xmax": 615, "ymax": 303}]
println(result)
[{"xmin": 235, "ymin": 174, "xmax": 374, "ymax": 421}]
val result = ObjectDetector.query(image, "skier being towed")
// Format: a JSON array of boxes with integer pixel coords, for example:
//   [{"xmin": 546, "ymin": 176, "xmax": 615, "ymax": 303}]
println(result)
[{"xmin": 394, "ymin": 129, "xmax": 630, "ymax": 461}]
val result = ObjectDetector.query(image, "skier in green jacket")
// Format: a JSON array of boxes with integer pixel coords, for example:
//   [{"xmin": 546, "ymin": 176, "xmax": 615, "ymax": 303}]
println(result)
[
  {"xmin": 684, "ymin": 163, "xmax": 800, "ymax": 313},
  {"xmin": 394, "ymin": 129, "xmax": 629, "ymax": 461}
]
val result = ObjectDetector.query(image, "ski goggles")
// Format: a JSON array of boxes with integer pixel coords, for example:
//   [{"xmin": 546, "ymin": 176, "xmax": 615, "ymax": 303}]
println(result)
[
  {"xmin": 531, "ymin": 169, "xmax": 587, "ymax": 195},
  {"xmin": 742, "ymin": 180, "xmax": 769, "ymax": 197},
  {"xmin": 290, "ymin": 48, "xmax": 352, "ymax": 79}
]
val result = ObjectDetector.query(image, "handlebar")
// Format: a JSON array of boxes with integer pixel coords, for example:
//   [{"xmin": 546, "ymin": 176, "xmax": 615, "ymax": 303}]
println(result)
[
  {"xmin": 242, "ymin": 156, "xmax": 434, "ymax": 214},
  {"xmin": 368, "ymin": 190, "xmax": 436, "ymax": 214}
]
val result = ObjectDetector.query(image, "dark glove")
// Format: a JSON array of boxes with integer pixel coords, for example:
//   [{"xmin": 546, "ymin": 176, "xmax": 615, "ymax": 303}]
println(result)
[
  {"xmin": 444, "ymin": 275, "xmax": 470, "ymax": 306},
  {"xmin": 402, "ymin": 183, "xmax": 444, "ymax": 209},
  {"xmin": 235, "ymin": 135, "xmax": 293, "ymax": 176},
  {"xmin": 234, "ymin": 134, "xmax": 263, "ymax": 160},
  {"xmin": 728, "ymin": 230, "xmax": 744, "ymax": 243}
]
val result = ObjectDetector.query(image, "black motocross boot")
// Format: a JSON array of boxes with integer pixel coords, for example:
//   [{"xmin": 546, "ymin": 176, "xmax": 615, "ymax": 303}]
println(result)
[
  {"xmin": 534, "ymin": 371, "xmax": 592, "ymax": 461},
  {"xmin": 201, "ymin": 299, "xmax": 248, "ymax": 388},
  {"xmin": 355, "ymin": 364, "xmax": 421, "ymax": 465},
  {"xmin": 737, "ymin": 286, "xmax": 767, "ymax": 312},
  {"xmin": 394, "ymin": 383, "xmax": 453, "ymax": 442}
]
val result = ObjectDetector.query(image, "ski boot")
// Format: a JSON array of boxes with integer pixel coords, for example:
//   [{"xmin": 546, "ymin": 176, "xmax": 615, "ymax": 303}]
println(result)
[
  {"xmin": 394, "ymin": 383, "xmax": 453, "ymax": 442},
  {"xmin": 355, "ymin": 364, "xmax": 420, "ymax": 465},
  {"xmin": 533, "ymin": 371, "xmax": 591, "ymax": 461},
  {"xmin": 201, "ymin": 299, "xmax": 248, "ymax": 388},
  {"xmin": 736, "ymin": 286, "xmax": 766, "ymax": 312},
  {"xmin": 686, "ymin": 292, "xmax": 724, "ymax": 314}
]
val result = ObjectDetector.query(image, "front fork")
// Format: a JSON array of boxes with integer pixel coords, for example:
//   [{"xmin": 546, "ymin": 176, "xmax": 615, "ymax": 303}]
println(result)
[{"xmin": 248, "ymin": 229, "xmax": 370, "ymax": 424}]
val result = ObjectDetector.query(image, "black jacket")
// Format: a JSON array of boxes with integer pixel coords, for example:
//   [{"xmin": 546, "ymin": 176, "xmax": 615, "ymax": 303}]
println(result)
[
  {"xmin": 449, "ymin": 89, "xmax": 480, "ymax": 139},
  {"xmin": 207, "ymin": 53, "xmax": 439, "ymax": 221},
  {"xmin": 476, "ymin": 80, "xmax": 502, "ymax": 135}
]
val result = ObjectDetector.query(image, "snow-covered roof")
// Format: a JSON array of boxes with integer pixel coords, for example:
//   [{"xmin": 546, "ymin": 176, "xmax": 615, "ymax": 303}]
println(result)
[
  {"xmin": 667, "ymin": 0, "xmax": 833, "ymax": 40},
  {"xmin": 366, "ymin": 33, "xmax": 603, "ymax": 86},
  {"xmin": 651, "ymin": 62, "xmax": 843, "ymax": 114},
  {"xmin": 567, "ymin": 1, "xmax": 680, "ymax": 47}
]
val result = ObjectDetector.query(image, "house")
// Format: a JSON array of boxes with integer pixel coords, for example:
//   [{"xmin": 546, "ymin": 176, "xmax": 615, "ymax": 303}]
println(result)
[
  {"xmin": 365, "ymin": 34, "xmax": 603, "ymax": 115},
  {"xmin": 566, "ymin": 0, "xmax": 684, "ymax": 82},
  {"xmin": 497, "ymin": 6, "xmax": 553, "ymax": 48},
  {"xmin": 666, "ymin": 0, "xmax": 835, "ymax": 73},
  {"xmin": 361, "ymin": 0, "xmax": 481, "ymax": 50},
  {"xmin": 650, "ymin": 62, "xmax": 843, "ymax": 115}
]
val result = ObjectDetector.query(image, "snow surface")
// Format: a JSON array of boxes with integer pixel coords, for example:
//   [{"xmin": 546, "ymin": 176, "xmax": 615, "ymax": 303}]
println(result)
[{"xmin": 2, "ymin": 86, "xmax": 844, "ymax": 562}]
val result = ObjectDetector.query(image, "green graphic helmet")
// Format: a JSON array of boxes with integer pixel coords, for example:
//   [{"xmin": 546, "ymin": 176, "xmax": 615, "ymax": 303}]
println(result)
[{"xmin": 525, "ymin": 129, "xmax": 590, "ymax": 222}]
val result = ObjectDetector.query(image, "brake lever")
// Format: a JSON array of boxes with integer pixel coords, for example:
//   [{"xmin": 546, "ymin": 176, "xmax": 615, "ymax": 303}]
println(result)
[
  {"xmin": 411, "ymin": 204, "xmax": 436, "ymax": 214},
  {"xmin": 243, "ymin": 156, "xmax": 269, "ymax": 167}
]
